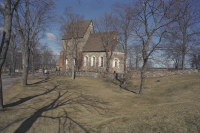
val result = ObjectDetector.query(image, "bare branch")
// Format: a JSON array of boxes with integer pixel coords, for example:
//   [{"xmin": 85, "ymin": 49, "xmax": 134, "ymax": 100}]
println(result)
[
  {"xmin": 11, "ymin": 0, "xmax": 21, "ymax": 13},
  {"xmin": 0, "ymin": 4, "xmax": 4, "ymax": 16}
]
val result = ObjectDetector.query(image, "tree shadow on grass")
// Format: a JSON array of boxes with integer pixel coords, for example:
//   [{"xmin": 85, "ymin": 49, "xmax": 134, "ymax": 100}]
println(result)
[
  {"xmin": 111, "ymin": 79, "xmax": 137, "ymax": 94},
  {"xmin": 2, "ymin": 75, "xmax": 110, "ymax": 133},
  {"xmin": 120, "ymin": 85, "xmax": 137, "ymax": 94},
  {"xmin": 4, "ymin": 84, "xmax": 59, "ymax": 108},
  {"xmin": 12, "ymin": 90, "xmax": 109, "ymax": 133},
  {"xmin": 0, "ymin": 117, "xmax": 27, "ymax": 131},
  {"xmin": 28, "ymin": 75, "xmax": 58, "ymax": 85}
]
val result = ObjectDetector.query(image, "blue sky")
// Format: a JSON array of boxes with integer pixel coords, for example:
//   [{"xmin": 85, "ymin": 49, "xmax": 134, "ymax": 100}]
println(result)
[{"xmin": 42, "ymin": 0, "xmax": 133, "ymax": 55}]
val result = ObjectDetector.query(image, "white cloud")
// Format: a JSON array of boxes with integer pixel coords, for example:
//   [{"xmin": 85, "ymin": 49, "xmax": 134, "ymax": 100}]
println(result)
[{"xmin": 46, "ymin": 33, "xmax": 56, "ymax": 40}]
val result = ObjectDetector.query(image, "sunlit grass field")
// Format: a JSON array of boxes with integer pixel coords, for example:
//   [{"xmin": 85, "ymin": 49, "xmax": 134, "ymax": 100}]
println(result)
[{"xmin": 0, "ymin": 72, "xmax": 200, "ymax": 133}]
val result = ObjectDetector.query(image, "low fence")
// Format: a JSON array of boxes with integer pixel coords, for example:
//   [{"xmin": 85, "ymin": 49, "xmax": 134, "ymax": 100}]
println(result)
[
  {"xmin": 49, "ymin": 69, "xmax": 199, "ymax": 79},
  {"xmin": 129, "ymin": 69, "xmax": 199, "ymax": 79}
]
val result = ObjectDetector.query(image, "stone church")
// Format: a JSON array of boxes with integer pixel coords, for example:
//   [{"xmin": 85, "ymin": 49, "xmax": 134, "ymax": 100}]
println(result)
[{"xmin": 58, "ymin": 20, "xmax": 125, "ymax": 73}]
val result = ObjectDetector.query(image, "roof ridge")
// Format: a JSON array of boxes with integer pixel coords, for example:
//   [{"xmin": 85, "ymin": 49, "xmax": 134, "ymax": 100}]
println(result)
[
  {"xmin": 73, "ymin": 19, "xmax": 92, "ymax": 23},
  {"xmin": 82, "ymin": 20, "xmax": 92, "ymax": 39}
]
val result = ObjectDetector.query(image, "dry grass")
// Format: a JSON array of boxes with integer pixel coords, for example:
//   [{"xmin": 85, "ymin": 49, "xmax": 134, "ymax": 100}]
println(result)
[{"xmin": 0, "ymin": 73, "xmax": 200, "ymax": 133}]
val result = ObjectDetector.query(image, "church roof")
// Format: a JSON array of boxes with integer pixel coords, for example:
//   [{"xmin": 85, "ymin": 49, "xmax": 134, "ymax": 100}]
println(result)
[
  {"xmin": 62, "ymin": 20, "xmax": 92, "ymax": 40},
  {"xmin": 113, "ymin": 42, "xmax": 124, "ymax": 52},
  {"xmin": 83, "ymin": 31, "xmax": 123, "ymax": 52},
  {"xmin": 83, "ymin": 31, "xmax": 116, "ymax": 52}
]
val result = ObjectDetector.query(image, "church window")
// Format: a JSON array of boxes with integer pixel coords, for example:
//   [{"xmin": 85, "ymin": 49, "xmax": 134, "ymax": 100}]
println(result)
[
  {"xmin": 86, "ymin": 57, "xmax": 88, "ymax": 66},
  {"xmin": 84, "ymin": 56, "xmax": 88, "ymax": 66},
  {"xmin": 101, "ymin": 57, "xmax": 103, "ymax": 67},
  {"xmin": 73, "ymin": 58, "xmax": 76, "ymax": 66},
  {"xmin": 99, "ymin": 56, "xmax": 104, "ymax": 67},
  {"xmin": 91, "ymin": 56, "xmax": 96, "ymax": 67},
  {"xmin": 113, "ymin": 58, "xmax": 119, "ymax": 68},
  {"xmin": 66, "ymin": 59, "xmax": 68, "ymax": 65},
  {"xmin": 93, "ymin": 57, "xmax": 95, "ymax": 67},
  {"xmin": 115, "ymin": 59, "xmax": 117, "ymax": 67}
]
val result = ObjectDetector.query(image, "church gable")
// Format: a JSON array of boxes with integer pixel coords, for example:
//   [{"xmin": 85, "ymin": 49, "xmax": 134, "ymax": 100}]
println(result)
[{"xmin": 62, "ymin": 20, "xmax": 92, "ymax": 40}]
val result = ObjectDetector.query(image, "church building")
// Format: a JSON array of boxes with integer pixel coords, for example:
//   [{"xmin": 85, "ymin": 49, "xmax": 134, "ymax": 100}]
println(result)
[{"xmin": 58, "ymin": 20, "xmax": 125, "ymax": 73}]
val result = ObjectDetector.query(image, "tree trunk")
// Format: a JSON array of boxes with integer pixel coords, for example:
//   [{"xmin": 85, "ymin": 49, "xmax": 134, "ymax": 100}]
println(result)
[
  {"xmin": 12, "ymin": 63, "xmax": 15, "ymax": 76},
  {"xmin": 106, "ymin": 52, "xmax": 110, "ymax": 73},
  {"xmin": 175, "ymin": 60, "xmax": 179, "ymax": 70},
  {"xmin": 71, "ymin": 38, "xmax": 75, "ymax": 80},
  {"xmin": 11, "ymin": 58, "xmax": 16, "ymax": 76},
  {"xmin": 32, "ymin": 52, "xmax": 34, "ymax": 79},
  {"xmin": 0, "ymin": 1, "xmax": 14, "ymax": 109},
  {"xmin": 15, "ymin": 0, "xmax": 30, "ymax": 86},
  {"xmin": 22, "ymin": 48, "xmax": 30, "ymax": 86},
  {"xmin": 182, "ymin": 31, "xmax": 187, "ymax": 70},
  {"xmin": 22, "ymin": 58, "xmax": 29, "ymax": 86},
  {"xmin": 72, "ymin": 59, "xmax": 75, "ymax": 80},
  {"xmin": 175, "ymin": 64, "xmax": 177, "ymax": 70},
  {"xmin": 139, "ymin": 59, "xmax": 147, "ymax": 94},
  {"xmin": 3, "ymin": 64, "xmax": 6, "ymax": 72},
  {"xmin": 63, "ymin": 50, "xmax": 66, "ymax": 72},
  {"xmin": 0, "ymin": 72, "xmax": 3, "ymax": 110},
  {"xmin": 0, "ymin": 32, "xmax": 6, "ymax": 110},
  {"xmin": 10, "ymin": 34, "xmax": 15, "ymax": 76},
  {"xmin": 8, "ymin": 65, "xmax": 11, "ymax": 75},
  {"xmin": 123, "ymin": 35, "xmax": 128, "ymax": 84},
  {"xmin": 136, "ymin": 55, "xmax": 138, "ymax": 70},
  {"xmin": 182, "ymin": 50, "xmax": 185, "ymax": 70}
]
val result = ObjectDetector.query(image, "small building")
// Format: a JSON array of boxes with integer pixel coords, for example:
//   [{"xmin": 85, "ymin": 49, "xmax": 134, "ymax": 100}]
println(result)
[{"xmin": 58, "ymin": 20, "xmax": 125, "ymax": 73}]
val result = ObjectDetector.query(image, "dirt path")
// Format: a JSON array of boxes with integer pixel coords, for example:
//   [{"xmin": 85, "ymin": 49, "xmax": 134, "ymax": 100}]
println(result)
[{"xmin": 2, "ymin": 73, "xmax": 48, "ymax": 91}]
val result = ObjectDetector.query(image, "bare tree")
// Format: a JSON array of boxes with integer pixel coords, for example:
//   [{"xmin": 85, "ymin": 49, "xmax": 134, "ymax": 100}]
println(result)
[
  {"xmin": 112, "ymin": 2, "xmax": 136, "ymax": 84},
  {"xmin": 59, "ymin": 6, "xmax": 84, "ymax": 79},
  {"xmin": 39, "ymin": 44, "xmax": 54, "ymax": 70},
  {"xmin": 172, "ymin": 0, "xmax": 200, "ymax": 70},
  {"xmin": 190, "ymin": 46, "xmax": 200, "ymax": 69},
  {"xmin": 159, "ymin": 32, "xmax": 183, "ymax": 70},
  {"xmin": 190, "ymin": 54, "xmax": 200, "ymax": 69},
  {"xmin": 14, "ymin": 0, "xmax": 55, "ymax": 85},
  {"xmin": 165, "ymin": 45, "xmax": 182, "ymax": 69},
  {"xmin": 9, "ymin": 29, "xmax": 20, "ymax": 76},
  {"xmin": 0, "ymin": 0, "xmax": 20, "ymax": 110},
  {"xmin": 30, "ymin": 36, "xmax": 42, "ymax": 78},
  {"xmin": 128, "ymin": 43, "xmax": 143, "ymax": 70},
  {"xmin": 127, "ymin": 45, "xmax": 135, "ymax": 70},
  {"xmin": 94, "ymin": 12, "xmax": 116, "ymax": 73},
  {"xmin": 132, "ymin": 0, "xmax": 179, "ymax": 93}
]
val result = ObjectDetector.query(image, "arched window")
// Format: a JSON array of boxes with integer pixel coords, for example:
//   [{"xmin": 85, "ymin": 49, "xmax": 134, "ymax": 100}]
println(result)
[
  {"xmin": 93, "ymin": 57, "xmax": 95, "ymax": 67},
  {"xmin": 66, "ymin": 59, "xmax": 68, "ymax": 65},
  {"xmin": 84, "ymin": 56, "xmax": 88, "ymax": 66},
  {"xmin": 99, "ymin": 56, "xmax": 104, "ymax": 67},
  {"xmin": 91, "ymin": 56, "xmax": 96, "ymax": 67},
  {"xmin": 113, "ymin": 58, "xmax": 119, "ymax": 68},
  {"xmin": 73, "ymin": 58, "xmax": 76, "ymax": 66}
]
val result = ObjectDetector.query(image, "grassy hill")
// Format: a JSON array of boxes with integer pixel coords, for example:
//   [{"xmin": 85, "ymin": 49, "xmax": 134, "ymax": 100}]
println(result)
[{"xmin": 0, "ymin": 72, "xmax": 200, "ymax": 133}]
